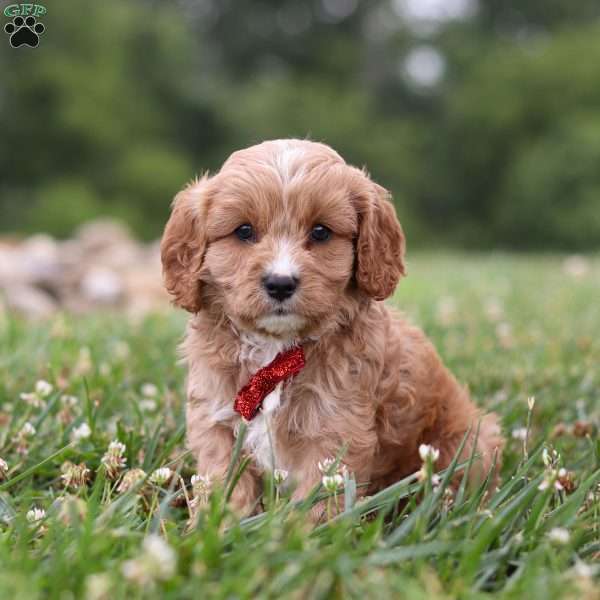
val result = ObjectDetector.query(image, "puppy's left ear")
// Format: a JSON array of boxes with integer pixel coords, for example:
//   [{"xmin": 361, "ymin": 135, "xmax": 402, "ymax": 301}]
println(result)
[
  {"xmin": 354, "ymin": 176, "xmax": 406, "ymax": 301},
  {"xmin": 160, "ymin": 176, "xmax": 211, "ymax": 313}
]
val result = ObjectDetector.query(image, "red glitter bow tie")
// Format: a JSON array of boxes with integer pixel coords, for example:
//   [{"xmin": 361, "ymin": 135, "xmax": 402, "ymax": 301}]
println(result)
[{"xmin": 234, "ymin": 345, "xmax": 305, "ymax": 421}]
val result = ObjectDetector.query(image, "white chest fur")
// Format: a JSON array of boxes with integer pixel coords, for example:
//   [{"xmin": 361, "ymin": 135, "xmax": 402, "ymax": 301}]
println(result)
[
  {"xmin": 239, "ymin": 334, "xmax": 290, "ymax": 472},
  {"xmin": 243, "ymin": 382, "xmax": 282, "ymax": 472}
]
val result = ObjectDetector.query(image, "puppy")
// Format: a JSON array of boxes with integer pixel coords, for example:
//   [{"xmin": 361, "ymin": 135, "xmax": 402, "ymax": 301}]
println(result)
[{"xmin": 161, "ymin": 139, "xmax": 504, "ymax": 518}]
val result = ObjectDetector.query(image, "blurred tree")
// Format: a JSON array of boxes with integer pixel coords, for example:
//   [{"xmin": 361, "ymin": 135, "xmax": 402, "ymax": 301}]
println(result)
[
  {"xmin": 1, "ymin": 0, "xmax": 600, "ymax": 249},
  {"xmin": 0, "ymin": 0, "xmax": 217, "ymax": 238},
  {"xmin": 476, "ymin": 0, "xmax": 600, "ymax": 33},
  {"xmin": 426, "ymin": 23, "xmax": 600, "ymax": 247}
]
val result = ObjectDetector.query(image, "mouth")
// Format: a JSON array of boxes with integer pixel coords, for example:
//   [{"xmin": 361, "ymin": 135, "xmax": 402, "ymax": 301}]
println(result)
[{"xmin": 255, "ymin": 310, "xmax": 306, "ymax": 336}]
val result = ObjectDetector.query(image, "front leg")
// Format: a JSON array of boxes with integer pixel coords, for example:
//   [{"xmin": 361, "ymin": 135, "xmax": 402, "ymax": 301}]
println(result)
[
  {"xmin": 287, "ymin": 438, "xmax": 376, "ymax": 523},
  {"xmin": 186, "ymin": 400, "xmax": 260, "ymax": 516}
]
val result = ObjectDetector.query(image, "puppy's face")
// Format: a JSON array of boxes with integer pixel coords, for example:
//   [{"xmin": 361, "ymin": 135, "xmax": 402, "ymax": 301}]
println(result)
[{"xmin": 161, "ymin": 140, "xmax": 405, "ymax": 339}]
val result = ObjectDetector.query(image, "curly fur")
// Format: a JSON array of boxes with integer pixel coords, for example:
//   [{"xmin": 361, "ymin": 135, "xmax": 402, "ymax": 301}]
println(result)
[{"xmin": 161, "ymin": 139, "xmax": 504, "ymax": 519}]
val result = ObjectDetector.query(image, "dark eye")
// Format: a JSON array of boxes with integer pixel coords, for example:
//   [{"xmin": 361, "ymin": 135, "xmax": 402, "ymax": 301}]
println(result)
[
  {"xmin": 310, "ymin": 224, "xmax": 331, "ymax": 242},
  {"xmin": 234, "ymin": 223, "xmax": 255, "ymax": 242}
]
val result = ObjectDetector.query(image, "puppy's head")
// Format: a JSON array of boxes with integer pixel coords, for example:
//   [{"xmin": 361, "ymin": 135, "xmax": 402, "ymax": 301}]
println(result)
[{"xmin": 161, "ymin": 139, "xmax": 405, "ymax": 338}]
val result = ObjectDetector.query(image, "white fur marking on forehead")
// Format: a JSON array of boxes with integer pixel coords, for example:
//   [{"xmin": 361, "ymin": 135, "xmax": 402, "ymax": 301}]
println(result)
[
  {"xmin": 269, "ymin": 239, "xmax": 299, "ymax": 278},
  {"xmin": 273, "ymin": 143, "xmax": 305, "ymax": 185}
]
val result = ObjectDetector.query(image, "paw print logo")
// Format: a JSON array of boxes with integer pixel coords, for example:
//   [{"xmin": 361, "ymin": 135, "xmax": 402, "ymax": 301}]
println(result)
[{"xmin": 4, "ymin": 15, "xmax": 45, "ymax": 48}]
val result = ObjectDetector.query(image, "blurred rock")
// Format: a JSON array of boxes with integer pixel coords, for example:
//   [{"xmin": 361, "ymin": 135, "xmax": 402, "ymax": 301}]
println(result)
[
  {"xmin": 76, "ymin": 220, "xmax": 133, "ymax": 251},
  {"xmin": 80, "ymin": 267, "xmax": 124, "ymax": 304},
  {"xmin": 0, "ymin": 220, "xmax": 170, "ymax": 319},
  {"xmin": 3, "ymin": 284, "xmax": 58, "ymax": 319}
]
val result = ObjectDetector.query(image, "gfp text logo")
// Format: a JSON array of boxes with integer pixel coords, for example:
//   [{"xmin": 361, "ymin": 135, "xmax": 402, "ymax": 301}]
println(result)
[{"xmin": 4, "ymin": 3, "xmax": 47, "ymax": 48}]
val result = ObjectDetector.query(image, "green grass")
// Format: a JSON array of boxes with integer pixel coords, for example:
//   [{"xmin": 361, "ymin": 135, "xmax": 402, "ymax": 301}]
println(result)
[{"xmin": 0, "ymin": 253, "xmax": 599, "ymax": 599}]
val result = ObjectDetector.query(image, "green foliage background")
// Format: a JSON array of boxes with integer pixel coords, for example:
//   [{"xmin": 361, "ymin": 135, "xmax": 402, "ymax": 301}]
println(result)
[{"xmin": 1, "ymin": 0, "xmax": 600, "ymax": 249}]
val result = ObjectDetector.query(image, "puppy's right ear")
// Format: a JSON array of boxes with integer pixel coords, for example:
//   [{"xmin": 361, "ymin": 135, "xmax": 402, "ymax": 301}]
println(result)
[
  {"xmin": 160, "ymin": 176, "xmax": 211, "ymax": 313},
  {"xmin": 354, "ymin": 176, "xmax": 406, "ymax": 301}
]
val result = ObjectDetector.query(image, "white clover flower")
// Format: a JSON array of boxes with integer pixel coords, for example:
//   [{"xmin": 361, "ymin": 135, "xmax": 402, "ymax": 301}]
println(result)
[
  {"xmin": 191, "ymin": 474, "xmax": 211, "ymax": 489},
  {"xmin": 85, "ymin": 573, "xmax": 112, "ymax": 600},
  {"xmin": 511, "ymin": 427, "xmax": 527, "ymax": 441},
  {"xmin": 35, "ymin": 380, "xmax": 53, "ymax": 397},
  {"xmin": 143, "ymin": 534, "xmax": 176, "ymax": 577},
  {"xmin": 141, "ymin": 383, "xmax": 159, "ymax": 398},
  {"xmin": 273, "ymin": 469, "xmax": 288, "ymax": 485},
  {"xmin": 101, "ymin": 440, "xmax": 127, "ymax": 479},
  {"xmin": 26, "ymin": 507, "xmax": 46, "ymax": 523},
  {"xmin": 20, "ymin": 422, "xmax": 36, "ymax": 437},
  {"xmin": 418, "ymin": 444, "xmax": 440, "ymax": 463},
  {"xmin": 61, "ymin": 461, "xmax": 90, "ymax": 489},
  {"xmin": 117, "ymin": 468, "xmax": 147, "ymax": 493},
  {"xmin": 417, "ymin": 465, "xmax": 441, "ymax": 488},
  {"xmin": 139, "ymin": 399, "xmax": 157, "ymax": 412},
  {"xmin": 20, "ymin": 392, "xmax": 43, "ymax": 408},
  {"xmin": 71, "ymin": 422, "xmax": 92, "ymax": 442},
  {"xmin": 322, "ymin": 473, "xmax": 344, "ymax": 493},
  {"xmin": 60, "ymin": 395, "xmax": 79, "ymax": 407},
  {"xmin": 514, "ymin": 531, "xmax": 524, "ymax": 545},
  {"xmin": 538, "ymin": 469, "xmax": 564, "ymax": 492},
  {"xmin": 191, "ymin": 474, "xmax": 211, "ymax": 494},
  {"xmin": 150, "ymin": 467, "xmax": 173, "ymax": 486},
  {"xmin": 122, "ymin": 560, "xmax": 146, "ymax": 585},
  {"xmin": 191, "ymin": 473, "xmax": 212, "ymax": 506},
  {"xmin": 548, "ymin": 527, "xmax": 570, "ymax": 545},
  {"xmin": 572, "ymin": 560, "xmax": 597, "ymax": 579},
  {"xmin": 107, "ymin": 440, "xmax": 126, "ymax": 455},
  {"xmin": 542, "ymin": 447, "xmax": 551, "ymax": 466},
  {"xmin": 542, "ymin": 447, "xmax": 560, "ymax": 467},
  {"xmin": 442, "ymin": 486, "xmax": 454, "ymax": 509},
  {"xmin": 122, "ymin": 535, "xmax": 176, "ymax": 585},
  {"xmin": 0, "ymin": 458, "xmax": 8, "ymax": 479},
  {"xmin": 318, "ymin": 457, "xmax": 336, "ymax": 474}
]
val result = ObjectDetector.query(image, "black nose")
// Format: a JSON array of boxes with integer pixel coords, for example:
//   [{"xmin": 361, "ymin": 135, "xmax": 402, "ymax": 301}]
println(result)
[{"xmin": 262, "ymin": 274, "xmax": 298, "ymax": 302}]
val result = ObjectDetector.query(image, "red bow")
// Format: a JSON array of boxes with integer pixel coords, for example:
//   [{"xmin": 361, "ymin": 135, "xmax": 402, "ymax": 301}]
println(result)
[{"xmin": 234, "ymin": 345, "xmax": 305, "ymax": 421}]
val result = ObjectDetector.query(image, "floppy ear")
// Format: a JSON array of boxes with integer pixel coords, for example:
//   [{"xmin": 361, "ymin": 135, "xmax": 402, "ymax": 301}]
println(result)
[
  {"xmin": 354, "ymin": 177, "xmax": 406, "ymax": 301},
  {"xmin": 160, "ymin": 177, "xmax": 211, "ymax": 313}
]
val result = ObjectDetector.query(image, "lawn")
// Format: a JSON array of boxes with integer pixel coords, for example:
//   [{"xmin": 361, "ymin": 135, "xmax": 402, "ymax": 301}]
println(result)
[{"xmin": 0, "ymin": 253, "xmax": 598, "ymax": 599}]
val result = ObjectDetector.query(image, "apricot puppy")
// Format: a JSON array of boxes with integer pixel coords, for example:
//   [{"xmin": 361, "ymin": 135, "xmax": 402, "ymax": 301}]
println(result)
[{"xmin": 161, "ymin": 139, "xmax": 504, "ymax": 518}]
